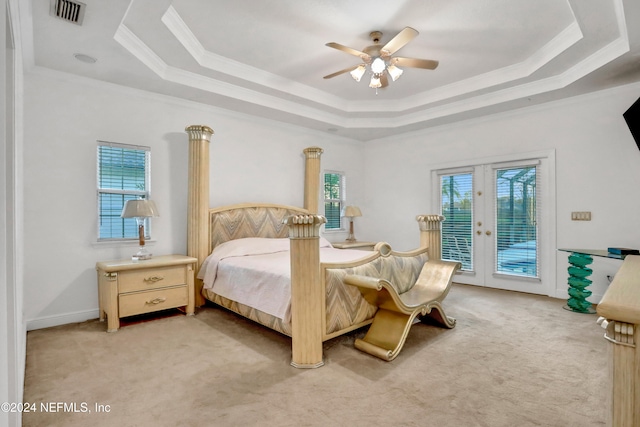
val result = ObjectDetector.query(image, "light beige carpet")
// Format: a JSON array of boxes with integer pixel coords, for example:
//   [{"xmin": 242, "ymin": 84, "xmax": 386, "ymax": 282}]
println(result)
[{"xmin": 23, "ymin": 284, "xmax": 608, "ymax": 427}]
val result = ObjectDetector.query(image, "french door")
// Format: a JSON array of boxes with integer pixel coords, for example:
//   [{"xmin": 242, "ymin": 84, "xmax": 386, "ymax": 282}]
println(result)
[{"xmin": 433, "ymin": 153, "xmax": 555, "ymax": 295}]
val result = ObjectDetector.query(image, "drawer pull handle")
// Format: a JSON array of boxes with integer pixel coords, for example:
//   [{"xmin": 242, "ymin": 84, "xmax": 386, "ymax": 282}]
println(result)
[
  {"xmin": 146, "ymin": 297, "xmax": 167, "ymax": 305},
  {"xmin": 145, "ymin": 276, "xmax": 164, "ymax": 283}
]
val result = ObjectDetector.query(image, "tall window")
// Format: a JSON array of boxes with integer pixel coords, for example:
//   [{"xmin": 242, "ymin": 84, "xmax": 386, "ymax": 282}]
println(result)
[
  {"xmin": 324, "ymin": 171, "xmax": 345, "ymax": 230},
  {"xmin": 97, "ymin": 141, "xmax": 151, "ymax": 240}
]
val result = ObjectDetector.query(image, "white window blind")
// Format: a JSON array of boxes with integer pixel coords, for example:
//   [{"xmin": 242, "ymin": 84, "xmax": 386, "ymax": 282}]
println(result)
[
  {"xmin": 494, "ymin": 165, "xmax": 539, "ymax": 278},
  {"xmin": 324, "ymin": 172, "xmax": 345, "ymax": 230},
  {"xmin": 440, "ymin": 173, "xmax": 473, "ymax": 270},
  {"xmin": 97, "ymin": 141, "xmax": 151, "ymax": 240}
]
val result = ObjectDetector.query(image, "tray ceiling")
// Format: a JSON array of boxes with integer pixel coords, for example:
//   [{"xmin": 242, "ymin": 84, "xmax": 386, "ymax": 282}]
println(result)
[{"xmin": 26, "ymin": 0, "xmax": 640, "ymax": 140}]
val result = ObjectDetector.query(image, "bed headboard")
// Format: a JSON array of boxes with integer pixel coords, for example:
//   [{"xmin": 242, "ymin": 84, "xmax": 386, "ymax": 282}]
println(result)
[{"xmin": 208, "ymin": 203, "xmax": 310, "ymax": 252}]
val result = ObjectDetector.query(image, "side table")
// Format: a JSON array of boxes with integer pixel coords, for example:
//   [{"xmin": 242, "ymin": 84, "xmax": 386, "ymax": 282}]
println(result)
[{"xmin": 96, "ymin": 254, "xmax": 198, "ymax": 332}]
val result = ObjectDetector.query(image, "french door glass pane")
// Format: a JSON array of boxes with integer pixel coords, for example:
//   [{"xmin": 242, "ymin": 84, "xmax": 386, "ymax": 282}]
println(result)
[
  {"xmin": 495, "ymin": 166, "xmax": 538, "ymax": 277},
  {"xmin": 440, "ymin": 173, "xmax": 473, "ymax": 270}
]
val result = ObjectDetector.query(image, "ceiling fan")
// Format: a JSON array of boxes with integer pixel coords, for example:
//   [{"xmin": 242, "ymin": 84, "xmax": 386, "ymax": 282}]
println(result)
[{"xmin": 323, "ymin": 27, "xmax": 439, "ymax": 91}]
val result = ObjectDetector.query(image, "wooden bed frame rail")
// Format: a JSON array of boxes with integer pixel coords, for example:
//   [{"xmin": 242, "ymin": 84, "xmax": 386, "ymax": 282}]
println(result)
[{"xmin": 184, "ymin": 124, "xmax": 444, "ymax": 368}]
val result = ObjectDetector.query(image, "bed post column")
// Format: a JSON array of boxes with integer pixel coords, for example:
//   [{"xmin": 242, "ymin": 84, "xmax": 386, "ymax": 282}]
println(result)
[
  {"xmin": 185, "ymin": 125, "xmax": 214, "ymax": 307},
  {"xmin": 284, "ymin": 214, "xmax": 327, "ymax": 369},
  {"xmin": 303, "ymin": 147, "xmax": 323, "ymax": 214},
  {"xmin": 416, "ymin": 215, "xmax": 444, "ymax": 260}
]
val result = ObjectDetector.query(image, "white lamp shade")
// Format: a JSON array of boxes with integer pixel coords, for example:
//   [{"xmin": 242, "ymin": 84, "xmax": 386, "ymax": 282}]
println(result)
[
  {"xmin": 350, "ymin": 64, "xmax": 366, "ymax": 82},
  {"xmin": 121, "ymin": 199, "xmax": 159, "ymax": 218},
  {"xmin": 387, "ymin": 64, "xmax": 403, "ymax": 81},
  {"xmin": 342, "ymin": 205, "xmax": 362, "ymax": 218}
]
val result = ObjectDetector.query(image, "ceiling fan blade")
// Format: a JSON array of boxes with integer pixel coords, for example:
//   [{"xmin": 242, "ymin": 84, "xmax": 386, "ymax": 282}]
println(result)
[
  {"xmin": 380, "ymin": 73, "xmax": 389, "ymax": 88},
  {"xmin": 393, "ymin": 57, "xmax": 439, "ymax": 70},
  {"xmin": 326, "ymin": 42, "xmax": 371, "ymax": 61},
  {"xmin": 381, "ymin": 27, "xmax": 418, "ymax": 56},
  {"xmin": 323, "ymin": 65, "xmax": 360, "ymax": 79}
]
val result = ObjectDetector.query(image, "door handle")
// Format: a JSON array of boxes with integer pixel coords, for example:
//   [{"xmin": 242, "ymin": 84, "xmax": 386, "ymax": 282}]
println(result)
[{"xmin": 485, "ymin": 230, "xmax": 492, "ymax": 236}]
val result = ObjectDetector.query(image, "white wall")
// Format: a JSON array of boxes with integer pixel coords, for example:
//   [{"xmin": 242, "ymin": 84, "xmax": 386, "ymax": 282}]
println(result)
[
  {"xmin": 22, "ymin": 70, "xmax": 364, "ymax": 329},
  {"xmin": 3, "ymin": 0, "xmax": 26, "ymax": 426},
  {"xmin": 362, "ymin": 83, "xmax": 640, "ymax": 302},
  {"xmin": 21, "ymin": 61, "xmax": 640, "ymax": 327}
]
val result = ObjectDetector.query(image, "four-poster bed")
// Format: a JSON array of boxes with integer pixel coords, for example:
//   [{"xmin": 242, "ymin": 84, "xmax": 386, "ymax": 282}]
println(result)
[{"xmin": 183, "ymin": 125, "xmax": 459, "ymax": 367}]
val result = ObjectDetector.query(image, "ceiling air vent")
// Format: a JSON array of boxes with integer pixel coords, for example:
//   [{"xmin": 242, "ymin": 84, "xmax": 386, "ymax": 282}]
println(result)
[{"xmin": 50, "ymin": 0, "xmax": 86, "ymax": 25}]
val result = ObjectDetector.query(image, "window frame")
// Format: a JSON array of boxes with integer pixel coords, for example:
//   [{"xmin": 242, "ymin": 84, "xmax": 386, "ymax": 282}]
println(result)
[
  {"xmin": 323, "ymin": 170, "xmax": 346, "ymax": 232},
  {"xmin": 96, "ymin": 140, "xmax": 152, "ymax": 242}
]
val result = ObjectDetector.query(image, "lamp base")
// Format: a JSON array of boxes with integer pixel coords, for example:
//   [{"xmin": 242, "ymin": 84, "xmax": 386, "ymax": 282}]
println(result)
[
  {"xmin": 132, "ymin": 246, "xmax": 152, "ymax": 261},
  {"xmin": 346, "ymin": 219, "xmax": 357, "ymax": 242}
]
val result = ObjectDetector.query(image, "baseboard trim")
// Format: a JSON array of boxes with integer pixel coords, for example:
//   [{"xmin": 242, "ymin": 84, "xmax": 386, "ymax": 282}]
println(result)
[{"xmin": 26, "ymin": 309, "xmax": 99, "ymax": 331}]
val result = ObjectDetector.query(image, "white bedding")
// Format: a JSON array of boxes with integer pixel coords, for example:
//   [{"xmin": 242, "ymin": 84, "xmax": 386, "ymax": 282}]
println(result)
[{"xmin": 197, "ymin": 237, "xmax": 371, "ymax": 322}]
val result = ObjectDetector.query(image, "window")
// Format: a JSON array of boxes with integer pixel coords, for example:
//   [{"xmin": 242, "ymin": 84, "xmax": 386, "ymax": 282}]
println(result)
[
  {"xmin": 494, "ymin": 165, "xmax": 539, "ymax": 277},
  {"xmin": 97, "ymin": 141, "xmax": 151, "ymax": 240},
  {"xmin": 323, "ymin": 171, "xmax": 345, "ymax": 230},
  {"xmin": 440, "ymin": 172, "xmax": 474, "ymax": 270}
]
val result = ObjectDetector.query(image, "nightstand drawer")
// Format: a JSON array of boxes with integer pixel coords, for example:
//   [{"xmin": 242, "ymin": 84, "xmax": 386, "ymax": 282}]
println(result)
[
  {"xmin": 118, "ymin": 266, "xmax": 186, "ymax": 293},
  {"xmin": 119, "ymin": 285, "xmax": 188, "ymax": 318}
]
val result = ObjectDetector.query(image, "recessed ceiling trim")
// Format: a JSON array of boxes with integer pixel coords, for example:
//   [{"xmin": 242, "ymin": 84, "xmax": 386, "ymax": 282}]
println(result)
[
  {"xmin": 115, "ymin": 13, "xmax": 632, "ymax": 133},
  {"xmin": 114, "ymin": 24, "xmax": 169, "ymax": 78},
  {"xmin": 375, "ymin": 38, "xmax": 632, "ymax": 129},
  {"xmin": 349, "ymin": 20, "xmax": 585, "ymax": 113},
  {"xmin": 115, "ymin": 22, "xmax": 353, "ymax": 127},
  {"xmin": 114, "ymin": 0, "xmax": 632, "ymax": 134},
  {"xmin": 161, "ymin": 6, "xmax": 346, "ymax": 110},
  {"xmin": 162, "ymin": 4, "xmax": 587, "ymax": 115}
]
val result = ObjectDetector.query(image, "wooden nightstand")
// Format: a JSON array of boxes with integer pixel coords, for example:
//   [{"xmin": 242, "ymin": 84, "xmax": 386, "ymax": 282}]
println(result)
[
  {"xmin": 96, "ymin": 254, "xmax": 198, "ymax": 332},
  {"xmin": 332, "ymin": 241, "xmax": 377, "ymax": 251}
]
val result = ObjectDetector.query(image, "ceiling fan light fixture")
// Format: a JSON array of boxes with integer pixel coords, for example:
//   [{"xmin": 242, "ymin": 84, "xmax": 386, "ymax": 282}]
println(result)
[
  {"xmin": 350, "ymin": 64, "xmax": 366, "ymax": 82},
  {"xmin": 387, "ymin": 64, "xmax": 403, "ymax": 81},
  {"xmin": 324, "ymin": 27, "xmax": 438, "ymax": 92},
  {"xmin": 370, "ymin": 57, "xmax": 386, "ymax": 75}
]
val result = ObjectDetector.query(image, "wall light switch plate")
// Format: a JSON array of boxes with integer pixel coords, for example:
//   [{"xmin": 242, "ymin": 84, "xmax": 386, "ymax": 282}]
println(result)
[{"xmin": 571, "ymin": 211, "xmax": 592, "ymax": 221}]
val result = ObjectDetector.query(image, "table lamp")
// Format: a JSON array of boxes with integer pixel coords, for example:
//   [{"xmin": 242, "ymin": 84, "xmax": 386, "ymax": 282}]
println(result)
[
  {"xmin": 342, "ymin": 205, "xmax": 362, "ymax": 242},
  {"xmin": 121, "ymin": 199, "xmax": 159, "ymax": 260}
]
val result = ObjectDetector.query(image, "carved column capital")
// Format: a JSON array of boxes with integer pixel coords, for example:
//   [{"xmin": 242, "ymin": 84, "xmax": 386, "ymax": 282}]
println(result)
[
  {"xmin": 185, "ymin": 125, "xmax": 214, "ymax": 142},
  {"xmin": 283, "ymin": 214, "xmax": 326, "ymax": 239},
  {"xmin": 303, "ymin": 146, "xmax": 323, "ymax": 159},
  {"xmin": 416, "ymin": 214, "xmax": 445, "ymax": 231},
  {"xmin": 598, "ymin": 317, "xmax": 636, "ymax": 347},
  {"xmin": 416, "ymin": 214, "xmax": 445, "ymax": 260}
]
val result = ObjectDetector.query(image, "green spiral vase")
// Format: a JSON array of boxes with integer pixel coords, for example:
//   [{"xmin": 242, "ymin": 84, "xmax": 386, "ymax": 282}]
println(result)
[{"xmin": 565, "ymin": 252, "xmax": 595, "ymax": 313}]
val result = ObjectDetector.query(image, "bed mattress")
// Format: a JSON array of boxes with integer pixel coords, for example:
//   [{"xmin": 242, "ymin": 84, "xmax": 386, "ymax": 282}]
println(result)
[{"xmin": 198, "ymin": 237, "xmax": 370, "ymax": 322}]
